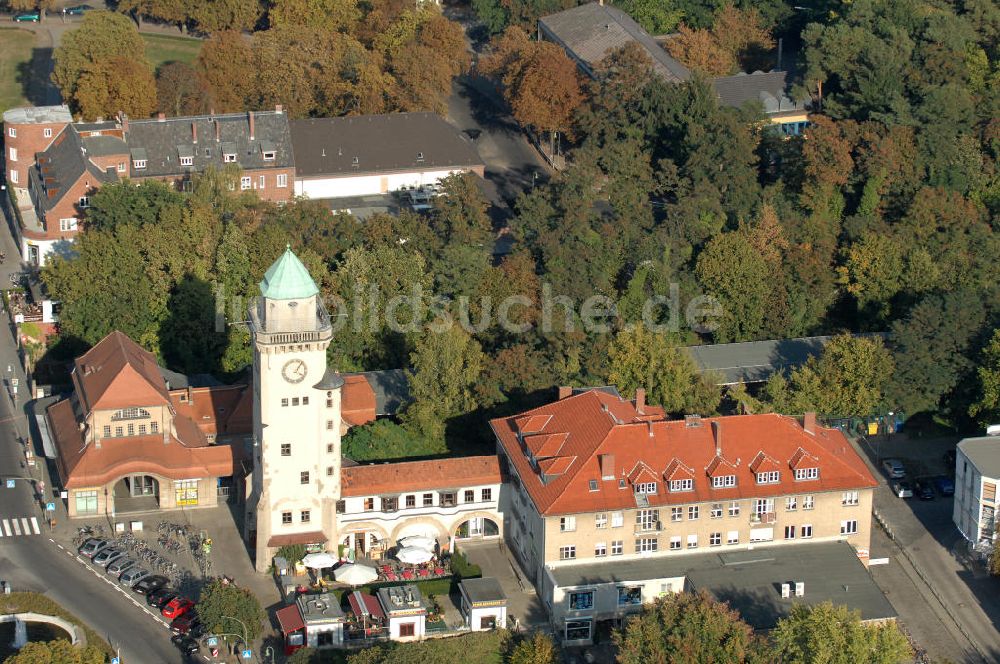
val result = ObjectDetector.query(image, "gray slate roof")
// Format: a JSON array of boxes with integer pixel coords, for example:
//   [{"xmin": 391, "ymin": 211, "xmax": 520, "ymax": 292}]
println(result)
[
  {"xmin": 124, "ymin": 111, "xmax": 293, "ymax": 178},
  {"xmin": 712, "ymin": 71, "xmax": 805, "ymax": 116},
  {"xmin": 549, "ymin": 541, "xmax": 895, "ymax": 629},
  {"xmin": 958, "ymin": 436, "xmax": 1000, "ymax": 477},
  {"xmin": 31, "ymin": 126, "xmax": 118, "ymax": 213},
  {"xmin": 290, "ymin": 113, "xmax": 483, "ymax": 178},
  {"xmin": 159, "ymin": 366, "xmax": 224, "ymax": 390},
  {"xmin": 684, "ymin": 335, "xmax": 834, "ymax": 385},
  {"xmin": 81, "ymin": 134, "xmax": 129, "ymax": 158},
  {"xmin": 350, "ymin": 369, "xmax": 410, "ymax": 416},
  {"xmin": 539, "ymin": 2, "xmax": 690, "ymax": 83}
]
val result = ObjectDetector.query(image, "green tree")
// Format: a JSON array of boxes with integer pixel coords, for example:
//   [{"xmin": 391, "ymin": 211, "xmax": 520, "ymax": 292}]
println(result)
[
  {"xmin": 52, "ymin": 11, "xmax": 153, "ymax": 117},
  {"xmin": 85, "ymin": 180, "xmax": 185, "ymax": 232},
  {"xmin": 970, "ymin": 329, "xmax": 1000, "ymax": 427},
  {"xmin": 509, "ymin": 631, "xmax": 557, "ymax": 664},
  {"xmin": 782, "ymin": 334, "xmax": 895, "ymax": 417},
  {"xmin": 608, "ymin": 325, "xmax": 721, "ymax": 416},
  {"xmin": 615, "ymin": 0, "xmax": 683, "ymax": 34},
  {"xmin": 403, "ymin": 326, "xmax": 485, "ymax": 440},
  {"xmin": 614, "ymin": 590, "xmax": 759, "ymax": 664},
  {"xmin": 695, "ymin": 229, "xmax": 772, "ymax": 343},
  {"xmin": 195, "ymin": 578, "xmax": 266, "ymax": 645},
  {"xmin": 3, "ymin": 639, "xmax": 106, "ymax": 664},
  {"xmin": 772, "ymin": 601, "xmax": 911, "ymax": 664}
]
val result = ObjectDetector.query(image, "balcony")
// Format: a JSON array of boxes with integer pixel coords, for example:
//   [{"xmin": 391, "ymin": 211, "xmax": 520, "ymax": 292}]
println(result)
[
  {"xmin": 750, "ymin": 512, "xmax": 776, "ymax": 524},
  {"xmin": 249, "ymin": 296, "xmax": 333, "ymax": 344},
  {"xmin": 634, "ymin": 521, "xmax": 663, "ymax": 535}
]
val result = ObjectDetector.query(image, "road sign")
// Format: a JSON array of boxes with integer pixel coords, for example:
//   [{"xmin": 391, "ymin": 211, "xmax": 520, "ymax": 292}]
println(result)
[
  {"xmin": 5, "ymin": 480, "xmax": 13, "ymax": 489},
  {"xmin": 111, "ymin": 658, "xmax": 119, "ymax": 664},
  {"xmin": 45, "ymin": 502, "xmax": 55, "ymax": 511},
  {"xmin": 206, "ymin": 636, "xmax": 218, "ymax": 647},
  {"xmin": 242, "ymin": 649, "xmax": 252, "ymax": 659}
]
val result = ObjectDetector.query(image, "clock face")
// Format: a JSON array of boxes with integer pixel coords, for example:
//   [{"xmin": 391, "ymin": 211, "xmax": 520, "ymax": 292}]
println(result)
[{"xmin": 282, "ymin": 359, "xmax": 307, "ymax": 384}]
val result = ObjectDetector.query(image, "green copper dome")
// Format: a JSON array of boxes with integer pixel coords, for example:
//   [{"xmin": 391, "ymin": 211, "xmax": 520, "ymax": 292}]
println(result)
[{"xmin": 259, "ymin": 245, "xmax": 320, "ymax": 300}]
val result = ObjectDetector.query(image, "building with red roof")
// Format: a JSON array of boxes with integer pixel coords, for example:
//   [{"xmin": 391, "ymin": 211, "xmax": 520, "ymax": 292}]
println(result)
[{"xmin": 491, "ymin": 387, "xmax": 878, "ymax": 643}]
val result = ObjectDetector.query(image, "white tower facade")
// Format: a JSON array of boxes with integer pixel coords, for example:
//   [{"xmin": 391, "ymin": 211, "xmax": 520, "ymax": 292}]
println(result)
[{"xmin": 246, "ymin": 247, "xmax": 343, "ymax": 572}]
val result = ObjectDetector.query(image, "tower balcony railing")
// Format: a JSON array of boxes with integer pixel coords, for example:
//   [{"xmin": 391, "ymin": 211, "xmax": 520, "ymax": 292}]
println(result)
[{"xmin": 249, "ymin": 297, "xmax": 333, "ymax": 344}]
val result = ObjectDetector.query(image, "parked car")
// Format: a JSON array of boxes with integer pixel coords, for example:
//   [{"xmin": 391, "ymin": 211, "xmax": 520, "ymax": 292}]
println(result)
[
  {"xmin": 171, "ymin": 634, "xmax": 200, "ymax": 656},
  {"xmin": 119, "ymin": 567, "xmax": 149, "ymax": 588},
  {"xmin": 891, "ymin": 480, "xmax": 914, "ymax": 499},
  {"xmin": 78, "ymin": 538, "xmax": 110, "ymax": 558},
  {"xmin": 932, "ymin": 475, "xmax": 955, "ymax": 496},
  {"xmin": 92, "ymin": 546, "xmax": 124, "ymax": 567},
  {"xmin": 64, "ymin": 5, "xmax": 92, "ymax": 14},
  {"xmin": 170, "ymin": 612, "xmax": 201, "ymax": 635},
  {"xmin": 12, "ymin": 12, "xmax": 40, "ymax": 22},
  {"xmin": 162, "ymin": 597, "xmax": 194, "ymax": 620},
  {"xmin": 133, "ymin": 574, "xmax": 169, "ymax": 595},
  {"xmin": 147, "ymin": 589, "xmax": 177, "ymax": 609},
  {"xmin": 914, "ymin": 479, "xmax": 935, "ymax": 500},
  {"xmin": 106, "ymin": 557, "xmax": 136, "ymax": 578},
  {"xmin": 882, "ymin": 458, "xmax": 906, "ymax": 479}
]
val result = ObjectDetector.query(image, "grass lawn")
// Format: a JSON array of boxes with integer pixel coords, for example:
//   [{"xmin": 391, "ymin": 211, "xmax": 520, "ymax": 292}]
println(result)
[
  {"xmin": 142, "ymin": 33, "xmax": 202, "ymax": 71},
  {"xmin": 0, "ymin": 28, "xmax": 35, "ymax": 113}
]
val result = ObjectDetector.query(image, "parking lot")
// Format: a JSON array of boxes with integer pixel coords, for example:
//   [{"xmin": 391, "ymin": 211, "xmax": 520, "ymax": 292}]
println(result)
[{"xmin": 855, "ymin": 433, "xmax": 1000, "ymax": 663}]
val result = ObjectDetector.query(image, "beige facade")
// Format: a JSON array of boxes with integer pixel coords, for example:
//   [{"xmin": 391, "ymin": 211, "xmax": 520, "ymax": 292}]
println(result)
[{"xmin": 67, "ymin": 474, "xmax": 219, "ymax": 519}]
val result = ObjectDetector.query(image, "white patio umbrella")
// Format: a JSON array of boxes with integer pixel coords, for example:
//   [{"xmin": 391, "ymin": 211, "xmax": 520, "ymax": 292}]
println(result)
[
  {"xmin": 334, "ymin": 563, "xmax": 379, "ymax": 586},
  {"xmin": 301, "ymin": 552, "xmax": 338, "ymax": 569},
  {"xmin": 398, "ymin": 535, "xmax": 436, "ymax": 551},
  {"xmin": 396, "ymin": 546, "xmax": 433, "ymax": 565}
]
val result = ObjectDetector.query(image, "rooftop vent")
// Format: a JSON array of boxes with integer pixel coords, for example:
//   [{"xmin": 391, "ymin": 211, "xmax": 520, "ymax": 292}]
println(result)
[{"xmin": 685, "ymin": 414, "xmax": 702, "ymax": 427}]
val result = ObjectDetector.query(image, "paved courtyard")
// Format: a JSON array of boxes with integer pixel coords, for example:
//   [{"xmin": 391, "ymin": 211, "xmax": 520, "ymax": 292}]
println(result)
[{"xmin": 461, "ymin": 540, "xmax": 548, "ymax": 630}]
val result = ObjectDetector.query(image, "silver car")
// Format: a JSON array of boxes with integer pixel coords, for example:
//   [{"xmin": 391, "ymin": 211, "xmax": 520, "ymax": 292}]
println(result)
[
  {"xmin": 78, "ymin": 538, "xmax": 111, "ymax": 558},
  {"xmin": 106, "ymin": 557, "xmax": 136, "ymax": 578},
  {"xmin": 119, "ymin": 567, "xmax": 149, "ymax": 588},
  {"xmin": 93, "ymin": 547, "xmax": 125, "ymax": 568}
]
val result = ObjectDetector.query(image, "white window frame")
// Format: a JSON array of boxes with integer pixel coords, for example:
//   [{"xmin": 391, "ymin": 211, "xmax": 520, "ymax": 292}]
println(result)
[
  {"xmin": 611, "ymin": 511, "xmax": 624, "ymax": 528},
  {"xmin": 840, "ymin": 520, "xmax": 858, "ymax": 535},
  {"xmin": 180, "ymin": 156, "xmax": 194, "ymax": 166},
  {"xmin": 669, "ymin": 478, "xmax": 693, "ymax": 492},
  {"xmin": 712, "ymin": 475, "xmax": 736, "ymax": 488},
  {"xmin": 670, "ymin": 507, "xmax": 683, "ymax": 522},
  {"xmin": 560, "ymin": 516, "xmax": 576, "ymax": 532},
  {"xmin": 262, "ymin": 150, "xmax": 275, "ymax": 161},
  {"xmin": 44, "ymin": 128, "xmax": 52, "ymax": 138},
  {"xmin": 756, "ymin": 470, "xmax": 780, "ymax": 484},
  {"xmin": 801, "ymin": 524, "xmax": 813, "ymax": 538},
  {"xmin": 728, "ymin": 501, "xmax": 741, "ymax": 517},
  {"xmin": 594, "ymin": 542, "xmax": 607, "ymax": 557},
  {"xmin": 133, "ymin": 159, "xmax": 147, "ymax": 169},
  {"xmin": 117, "ymin": 162, "xmax": 126, "ymax": 172},
  {"xmin": 794, "ymin": 467, "xmax": 819, "ymax": 481},
  {"xmin": 669, "ymin": 536, "xmax": 681, "ymax": 550},
  {"xmin": 559, "ymin": 545, "xmax": 576, "ymax": 560},
  {"xmin": 594, "ymin": 513, "xmax": 607, "ymax": 529},
  {"xmin": 78, "ymin": 196, "xmax": 90, "ymax": 208},
  {"xmin": 611, "ymin": 540, "xmax": 623, "ymax": 556},
  {"xmin": 9, "ymin": 170, "xmax": 17, "ymax": 184},
  {"xmin": 259, "ymin": 174, "xmax": 265, "ymax": 189},
  {"xmin": 635, "ymin": 482, "xmax": 657, "ymax": 495},
  {"xmin": 727, "ymin": 530, "xmax": 739, "ymax": 545},
  {"xmin": 785, "ymin": 496, "xmax": 797, "ymax": 511},
  {"xmin": 636, "ymin": 537, "xmax": 658, "ymax": 553},
  {"xmin": 277, "ymin": 173, "xmax": 288, "ymax": 187},
  {"xmin": 7, "ymin": 127, "xmax": 15, "ymax": 138},
  {"xmin": 224, "ymin": 153, "xmax": 237, "ymax": 163},
  {"xmin": 688, "ymin": 505, "xmax": 699, "ymax": 520},
  {"xmin": 686, "ymin": 534, "xmax": 698, "ymax": 549},
  {"xmin": 802, "ymin": 495, "xmax": 814, "ymax": 510},
  {"xmin": 842, "ymin": 491, "xmax": 859, "ymax": 506},
  {"xmin": 240, "ymin": 176, "xmax": 251, "ymax": 190},
  {"xmin": 784, "ymin": 525, "xmax": 796, "ymax": 539},
  {"xmin": 710, "ymin": 532, "xmax": 721, "ymax": 546},
  {"xmin": 8, "ymin": 147, "xmax": 17, "ymax": 162},
  {"xmin": 710, "ymin": 503, "xmax": 723, "ymax": 518},
  {"xmin": 59, "ymin": 218, "xmax": 78, "ymax": 232}
]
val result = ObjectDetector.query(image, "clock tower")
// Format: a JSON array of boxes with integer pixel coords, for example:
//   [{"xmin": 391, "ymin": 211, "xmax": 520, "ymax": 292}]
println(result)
[{"xmin": 246, "ymin": 246, "xmax": 343, "ymax": 572}]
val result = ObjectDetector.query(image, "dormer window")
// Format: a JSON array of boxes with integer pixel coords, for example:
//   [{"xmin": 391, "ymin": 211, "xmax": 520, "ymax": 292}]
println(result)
[
  {"xmin": 260, "ymin": 140, "xmax": 276, "ymax": 161},
  {"xmin": 669, "ymin": 479, "xmax": 693, "ymax": 492},
  {"xmin": 133, "ymin": 159, "xmax": 146, "ymax": 169},
  {"xmin": 224, "ymin": 153, "xmax": 237, "ymax": 163},
  {"xmin": 263, "ymin": 151, "xmax": 275, "ymax": 161},
  {"xmin": 756, "ymin": 471, "xmax": 780, "ymax": 485},
  {"xmin": 635, "ymin": 482, "xmax": 657, "ymax": 495},
  {"xmin": 794, "ymin": 467, "xmax": 819, "ymax": 481},
  {"xmin": 711, "ymin": 475, "xmax": 736, "ymax": 488},
  {"xmin": 180, "ymin": 156, "xmax": 193, "ymax": 166}
]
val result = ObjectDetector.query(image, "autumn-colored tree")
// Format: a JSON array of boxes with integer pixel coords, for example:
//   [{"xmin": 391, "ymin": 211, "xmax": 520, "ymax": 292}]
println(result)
[
  {"xmin": 156, "ymin": 62, "xmax": 211, "ymax": 117},
  {"xmin": 509, "ymin": 631, "xmax": 557, "ymax": 664},
  {"xmin": 711, "ymin": 5, "xmax": 774, "ymax": 71},
  {"xmin": 74, "ymin": 57, "xmax": 158, "ymax": 120},
  {"xmin": 191, "ymin": 0, "xmax": 261, "ymax": 33},
  {"xmin": 666, "ymin": 24, "xmax": 734, "ymax": 76},
  {"xmin": 196, "ymin": 31, "xmax": 254, "ymax": 112},
  {"xmin": 117, "ymin": 0, "xmax": 190, "ymax": 28},
  {"xmin": 3, "ymin": 639, "xmax": 106, "ymax": 664},
  {"xmin": 53, "ymin": 10, "xmax": 150, "ymax": 112},
  {"xmin": 268, "ymin": 0, "xmax": 360, "ymax": 31},
  {"xmin": 386, "ymin": 13, "xmax": 468, "ymax": 114}
]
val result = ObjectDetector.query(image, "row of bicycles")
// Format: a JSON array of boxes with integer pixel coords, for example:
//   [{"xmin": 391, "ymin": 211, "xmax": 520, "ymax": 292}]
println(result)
[{"xmin": 73, "ymin": 523, "xmax": 196, "ymax": 586}]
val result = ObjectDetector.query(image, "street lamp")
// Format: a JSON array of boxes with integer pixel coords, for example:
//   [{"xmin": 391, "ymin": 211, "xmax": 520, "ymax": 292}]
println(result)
[{"xmin": 221, "ymin": 615, "xmax": 249, "ymax": 654}]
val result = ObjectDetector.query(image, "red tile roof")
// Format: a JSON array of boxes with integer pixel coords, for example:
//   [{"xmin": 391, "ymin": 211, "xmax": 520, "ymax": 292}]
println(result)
[
  {"xmin": 490, "ymin": 390, "xmax": 876, "ymax": 516},
  {"xmin": 340, "ymin": 456, "xmax": 500, "ymax": 497},
  {"xmin": 72, "ymin": 331, "xmax": 170, "ymax": 411},
  {"xmin": 48, "ymin": 399, "xmax": 236, "ymax": 488},
  {"xmin": 342, "ymin": 374, "xmax": 376, "ymax": 427},
  {"xmin": 276, "ymin": 604, "xmax": 305, "ymax": 634},
  {"xmin": 170, "ymin": 384, "xmax": 252, "ymax": 438}
]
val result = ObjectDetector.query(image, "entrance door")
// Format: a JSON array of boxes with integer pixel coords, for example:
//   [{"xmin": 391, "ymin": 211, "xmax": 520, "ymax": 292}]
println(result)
[
  {"xmin": 355, "ymin": 532, "xmax": 366, "ymax": 557},
  {"xmin": 468, "ymin": 517, "xmax": 484, "ymax": 537}
]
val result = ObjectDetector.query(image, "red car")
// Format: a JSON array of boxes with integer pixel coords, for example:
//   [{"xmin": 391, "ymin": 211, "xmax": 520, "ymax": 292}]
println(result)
[{"xmin": 161, "ymin": 597, "xmax": 194, "ymax": 620}]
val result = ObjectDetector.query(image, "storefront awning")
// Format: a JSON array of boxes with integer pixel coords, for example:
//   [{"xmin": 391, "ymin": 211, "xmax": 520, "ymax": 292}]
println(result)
[
  {"xmin": 266, "ymin": 531, "xmax": 327, "ymax": 548},
  {"xmin": 348, "ymin": 591, "xmax": 384, "ymax": 620},
  {"xmin": 276, "ymin": 604, "xmax": 305, "ymax": 634}
]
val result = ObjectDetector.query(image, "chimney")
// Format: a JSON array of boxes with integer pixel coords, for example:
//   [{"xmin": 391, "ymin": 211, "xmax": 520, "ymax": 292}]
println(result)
[
  {"xmin": 120, "ymin": 112, "xmax": 128, "ymax": 133},
  {"xmin": 157, "ymin": 112, "xmax": 165, "ymax": 122},
  {"xmin": 599, "ymin": 454, "xmax": 615, "ymax": 480},
  {"xmin": 215, "ymin": 119, "xmax": 221, "ymax": 143},
  {"xmin": 635, "ymin": 388, "xmax": 645, "ymax": 414},
  {"xmin": 191, "ymin": 122, "xmax": 197, "ymax": 144},
  {"xmin": 275, "ymin": 104, "xmax": 283, "ymax": 113},
  {"xmin": 711, "ymin": 420, "xmax": 722, "ymax": 456},
  {"xmin": 186, "ymin": 385, "xmax": 194, "ymax": 404},
  {"xmin": 248, "ymin": 111, "xmax": 255, "ymax": 141},
  {"xmin": 803, "ymin": 411, "xmax": 816, "ymax": 434},
  {"xmin": 647, "ymin": 420, "xmax": 654, "ymax": 438},
  {"xmin": 558, "ymin": 386, "xmax": 572, "ymax": 400}
]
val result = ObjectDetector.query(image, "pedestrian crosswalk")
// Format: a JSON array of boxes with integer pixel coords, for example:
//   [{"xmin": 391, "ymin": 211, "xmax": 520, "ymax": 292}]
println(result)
[{"xmin": 0, "ymin": 517, "xmax": 41, "ymax": 538}]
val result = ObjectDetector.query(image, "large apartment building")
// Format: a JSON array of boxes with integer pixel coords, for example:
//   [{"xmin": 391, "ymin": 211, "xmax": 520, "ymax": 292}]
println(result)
[
  {"xmin": 491, "ymin": 388, "xmax": 879, "ymax": 643},
  {"xmin": 954, "ymin": 434, "xmax": 1000, "ymax": 544}
]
